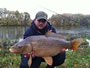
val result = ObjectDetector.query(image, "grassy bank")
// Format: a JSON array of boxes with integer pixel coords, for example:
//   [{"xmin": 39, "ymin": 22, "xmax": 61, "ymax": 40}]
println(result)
[{"xmin": 0, "ymin": 45, "xmax": 90, "ymax": 68}]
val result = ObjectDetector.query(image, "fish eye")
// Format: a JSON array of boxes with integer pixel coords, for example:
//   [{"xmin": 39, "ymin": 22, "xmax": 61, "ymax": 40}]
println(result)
[{"xmin": 18, "ymin": 46, "xmax": 22, "ymax": 48}]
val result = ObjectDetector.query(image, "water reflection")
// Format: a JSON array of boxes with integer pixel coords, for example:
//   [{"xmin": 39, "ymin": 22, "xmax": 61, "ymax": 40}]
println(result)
[
  {"xmin": 0, "ymin": 26, "xmax": 28, "ymax": 40},
  {"xmin": 0, "ymin": 26, "xmax": 90, "ymax": 40},
  {"xmin": 56, "ymin": 26, "xmax": 90, "ymax": 34}
]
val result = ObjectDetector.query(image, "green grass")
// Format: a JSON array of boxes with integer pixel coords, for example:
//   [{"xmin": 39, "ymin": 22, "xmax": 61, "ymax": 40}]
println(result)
[
  {"xmin": 64, "ymin": 48, "xmax": 90, "ymax": 68},
  {"xmin": 0, "ymin": 46, "xmax": 21, "ymax": 68},
  {"xmin": 0, "ymin": 46, "xmax": 90, "ymax": 68}
]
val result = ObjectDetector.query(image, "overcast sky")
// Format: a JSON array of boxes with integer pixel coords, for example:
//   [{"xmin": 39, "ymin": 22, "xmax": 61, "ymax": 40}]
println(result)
[{"xmin": 0, "ymin": 0, "xmax": 90, "ymax": 19}]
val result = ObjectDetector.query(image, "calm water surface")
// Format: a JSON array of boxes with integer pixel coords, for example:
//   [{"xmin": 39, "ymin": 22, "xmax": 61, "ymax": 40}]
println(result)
[{"xmin": 0, "ymin": 26, "xmax": 90, "ymax": 40}]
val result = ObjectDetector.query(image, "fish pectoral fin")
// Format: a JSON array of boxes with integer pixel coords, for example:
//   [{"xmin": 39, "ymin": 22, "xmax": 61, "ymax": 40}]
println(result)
[
  {"xmin": 43, "ymin": 57, "xmax": 53, "ymax": 66},
  {"xmin": 28, "ymin": 55, "xmax": 32, "ymax": 68}
]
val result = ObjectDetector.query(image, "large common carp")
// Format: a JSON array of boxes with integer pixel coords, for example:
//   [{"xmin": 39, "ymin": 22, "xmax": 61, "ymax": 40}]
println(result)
[{"xmin": 9, "ymin": 31, "xmax": 83, "ymax": 68}]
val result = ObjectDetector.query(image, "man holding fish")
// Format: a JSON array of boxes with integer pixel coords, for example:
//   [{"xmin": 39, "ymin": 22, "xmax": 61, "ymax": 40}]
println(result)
[
  {"xmin": 20, "ymin": 11, "xmax": 66, "ymax": 68},
  {"xmin": 9, "ymin": 11, "xmax": 82, "ymax": 68}
]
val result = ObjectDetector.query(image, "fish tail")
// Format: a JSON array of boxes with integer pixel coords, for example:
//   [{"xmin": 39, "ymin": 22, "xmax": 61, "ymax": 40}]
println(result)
[{"xmin": 71, "ymin": 38, "xmax": 83, "ymax": 50}]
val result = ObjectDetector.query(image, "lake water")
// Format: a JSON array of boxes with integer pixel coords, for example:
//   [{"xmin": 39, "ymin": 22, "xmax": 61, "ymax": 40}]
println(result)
[{"xmin": 0, "ymin": 26, "xmax": 90, "ymax": 40}]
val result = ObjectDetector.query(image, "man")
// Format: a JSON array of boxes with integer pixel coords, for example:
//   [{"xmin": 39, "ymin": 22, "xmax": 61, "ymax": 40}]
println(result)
[{"xmin": 20, "ymin": 11, "xmax": 66, "ymax": 68}]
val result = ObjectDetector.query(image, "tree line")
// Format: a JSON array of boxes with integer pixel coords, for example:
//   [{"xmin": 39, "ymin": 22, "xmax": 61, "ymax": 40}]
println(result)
[
  {"xmin": 0, "ymin": 8, "xmax": 90, "ymax": 26},
  {"xmin": 0, "ymin": 8, "xmax": 31, "ymax": 26},
  {"xmin": 49, "ymin": 13, "xmax": 90, "ymax": 27}
]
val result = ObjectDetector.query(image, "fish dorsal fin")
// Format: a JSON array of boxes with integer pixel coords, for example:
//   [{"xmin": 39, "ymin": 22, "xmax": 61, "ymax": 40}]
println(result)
[
  {"xmin": 28, "ymin": 55, "xmax": 32, "ymax": 68},
  {"xmin": 71, "ymin": 38, "xmax": 83, "ymax": 50},
  {"xmin": 45, "ymin": 30, "xmax": 66, "ymax": 39},
  {"xmin": 43, "ymin": 57, "xmax": 53, "ymax": 66},
  {"xmin": 45, "ymin": 30, "xmax": 52, "ymax": 37}
]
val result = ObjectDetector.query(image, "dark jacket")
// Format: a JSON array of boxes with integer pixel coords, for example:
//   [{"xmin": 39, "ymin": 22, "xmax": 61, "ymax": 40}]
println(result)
[
  {"xmin": 24, "ymin": 22, "xmax": 56, "ymax": 39},
  {"xmin": 20, "ymin": 21, "xmax": 66, "ymax": 68}
]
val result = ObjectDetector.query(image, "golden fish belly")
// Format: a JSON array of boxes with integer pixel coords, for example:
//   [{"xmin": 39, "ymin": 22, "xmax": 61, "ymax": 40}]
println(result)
[
  {"xmin": 33, "ymin": 46, "xmax": 61, "ymax": 57},
  {"xmin": 31, "ymin": 36, "xmax": 69, "ymax": 57}
]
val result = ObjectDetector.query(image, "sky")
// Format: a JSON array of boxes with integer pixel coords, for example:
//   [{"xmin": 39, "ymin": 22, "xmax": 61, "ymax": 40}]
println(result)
[{"xmin": 0, "ymin": 0, "xmax": 90, "ymax": 19}]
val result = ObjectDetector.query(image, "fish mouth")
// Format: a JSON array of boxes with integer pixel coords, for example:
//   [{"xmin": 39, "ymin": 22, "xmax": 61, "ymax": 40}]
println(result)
[
  {"xmin": 9, "ymin": 49, "xmax": 15, "ymax": 53},
  {"xmin": 9, "ymin": 48, "xmax": 23, "ymax": 54}
]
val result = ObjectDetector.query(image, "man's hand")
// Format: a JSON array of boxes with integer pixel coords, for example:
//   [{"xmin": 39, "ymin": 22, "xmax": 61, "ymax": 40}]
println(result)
[
  {"xmin": 24, "ymin": 53, "xmax": 31, "ymax": 57},
  {"xmin": 24, "ymin": 52, "xmax": 35, "ymax": 58},
  {"xmin": 60, "ymin": 48, "xmax": 66, "ymax": 53}
]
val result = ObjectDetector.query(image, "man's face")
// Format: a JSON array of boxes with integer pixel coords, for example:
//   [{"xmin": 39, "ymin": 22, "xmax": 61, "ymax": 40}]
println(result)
[{"xmin": 34, "ymin": 19, "xmax": 47, "ymax": 30}]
